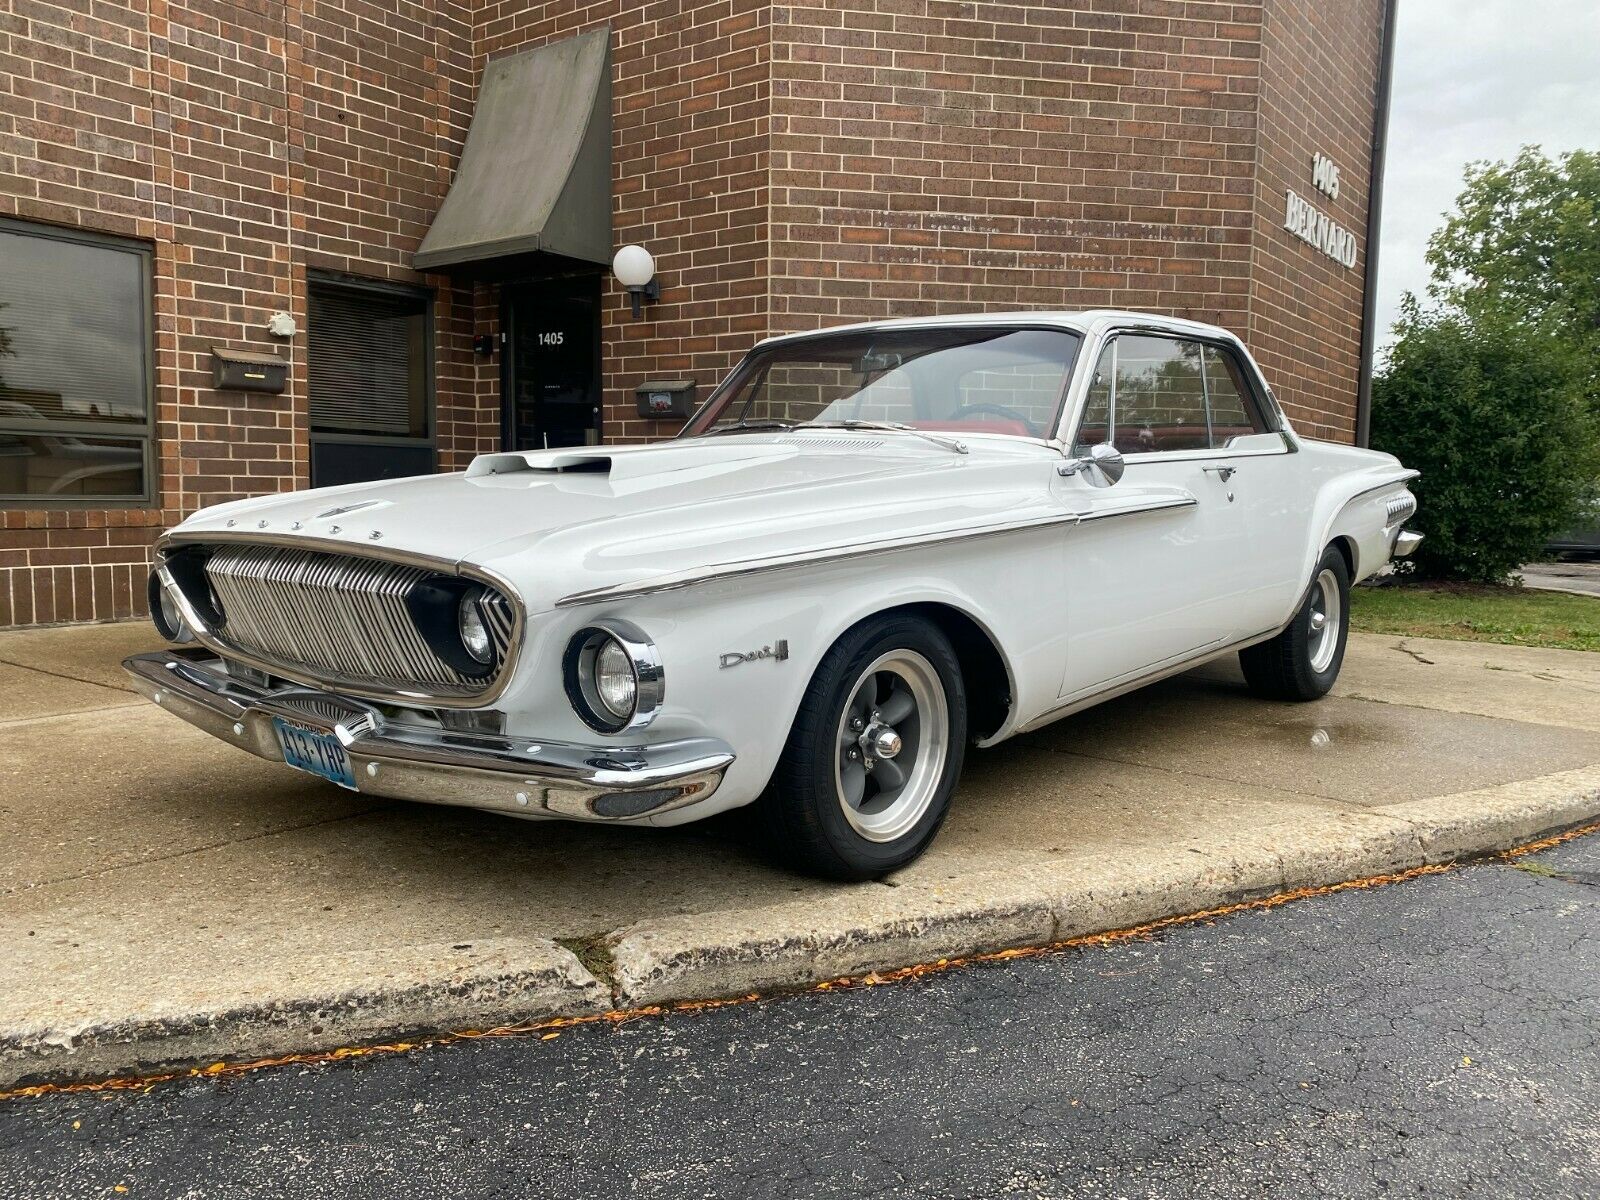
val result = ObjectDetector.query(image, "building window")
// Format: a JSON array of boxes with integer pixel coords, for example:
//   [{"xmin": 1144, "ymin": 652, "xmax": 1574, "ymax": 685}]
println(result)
[
  {"xmin": 308, "ymin": 276, "xmax": 436, "ymax": 487},
  {"xmin": 0, "ymin": 218, "xmax": 153, "ymax": 504}
]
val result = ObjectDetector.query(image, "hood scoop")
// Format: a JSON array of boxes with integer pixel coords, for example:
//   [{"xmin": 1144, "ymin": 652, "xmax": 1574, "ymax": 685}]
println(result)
[
  {"xmin": 464, "ymin": 441, "xmax": 797, "ymax": 484},
  {"xmin": 466, "ymin": 451, "xmax": 613, "ymax": 478}
]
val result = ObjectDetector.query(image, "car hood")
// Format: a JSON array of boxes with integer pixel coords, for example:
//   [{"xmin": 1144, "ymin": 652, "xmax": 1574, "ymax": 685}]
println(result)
[{"xmin": 171, "ymin": 436, "xmax": 1061, "ymax": 613}]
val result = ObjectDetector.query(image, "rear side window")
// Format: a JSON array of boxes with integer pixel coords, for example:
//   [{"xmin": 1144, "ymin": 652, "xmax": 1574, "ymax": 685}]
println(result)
[{"xmin": 1074, "ymin": 335, "xmax": 1269, "ymax": 455}]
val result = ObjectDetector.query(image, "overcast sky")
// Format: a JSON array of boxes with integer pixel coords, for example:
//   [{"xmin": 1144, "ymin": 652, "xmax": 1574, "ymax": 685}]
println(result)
[{"xmin": 1374, "ymin": 0, "xmax": 1600, "ymax": 346}]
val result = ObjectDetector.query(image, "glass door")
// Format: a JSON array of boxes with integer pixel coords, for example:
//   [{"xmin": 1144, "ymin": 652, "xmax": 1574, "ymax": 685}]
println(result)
[{"xmin": 503, "ymin": 274, "xmax": 602, "ymax": 451}]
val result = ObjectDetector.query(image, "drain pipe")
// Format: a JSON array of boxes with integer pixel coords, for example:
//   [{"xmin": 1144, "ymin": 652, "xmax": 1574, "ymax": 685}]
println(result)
[{"xmin": 1355, "ymin": 0, "xmax": 1400, "ymax": 448}]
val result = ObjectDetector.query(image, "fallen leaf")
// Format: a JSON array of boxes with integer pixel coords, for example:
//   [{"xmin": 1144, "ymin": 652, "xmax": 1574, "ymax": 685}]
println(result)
[{"xmin": 540, "ymin": 1032, "xmax": 560, "ymax": 1041}]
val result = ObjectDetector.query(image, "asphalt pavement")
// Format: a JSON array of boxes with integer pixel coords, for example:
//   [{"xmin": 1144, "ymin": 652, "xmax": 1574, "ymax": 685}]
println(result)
[
  {"xmin": 2, "ymin": 830, "xmax": 1595, "ymax": 1199},
  {"xmin": 1521, "ymin": 559, "xmax": 1600, "ymax": 597}
]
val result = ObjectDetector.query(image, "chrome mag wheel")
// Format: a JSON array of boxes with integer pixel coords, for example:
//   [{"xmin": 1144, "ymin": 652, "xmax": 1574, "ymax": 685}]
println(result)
[
  {"xmin": 832, "ymin": 649, "xmax": 949, "ymax": 843},
  {"xmin": 1307, "ymin": 566, "xmax": 1342, "ymax": 673}
]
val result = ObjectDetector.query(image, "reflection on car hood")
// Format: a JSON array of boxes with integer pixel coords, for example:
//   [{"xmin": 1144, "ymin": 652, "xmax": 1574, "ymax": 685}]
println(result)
[{"xmin": 171, "ymin": 435, "xmax": 1061, "ymax": 612}]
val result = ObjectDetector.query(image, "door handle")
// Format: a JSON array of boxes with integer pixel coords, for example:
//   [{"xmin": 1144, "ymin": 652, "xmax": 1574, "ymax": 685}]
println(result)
[{"xmin": 1202, "ymin": 465, "xmax": 1238, "ymax": 482}]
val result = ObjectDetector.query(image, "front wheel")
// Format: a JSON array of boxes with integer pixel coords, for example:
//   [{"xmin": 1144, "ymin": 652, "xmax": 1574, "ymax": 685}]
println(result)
[
  {"xmin": 761, "ymin": 615, "xmax": 967, "ymax": 880},
  {"xmin": 1239, "ymin": 546, "xmax": 1350, "ymax": 701}
]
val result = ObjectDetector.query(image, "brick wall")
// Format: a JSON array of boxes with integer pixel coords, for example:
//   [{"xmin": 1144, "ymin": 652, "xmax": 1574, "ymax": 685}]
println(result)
[
  {"xmin": 0, "ymin": 0, "xmax": 1385, "ymax": 627},
  {"xmin": 0, "ymin": 0, "xmax": 481, "ymax": 624},
  {"xmin": 476, "ymin": 0, "xmax": 772, "ymax": 443},
  {"xmin": 1246, "ymin": 0, "xmax": 1383, "ymax": 440},
  {"xmin": 768, "ymin": 2, "xmax": 1263, "ymax": 332}
]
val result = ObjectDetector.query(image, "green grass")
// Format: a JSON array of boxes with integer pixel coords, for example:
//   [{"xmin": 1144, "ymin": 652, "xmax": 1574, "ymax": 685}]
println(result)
[{"xmin": 1350, "ymin": 582, "xmax": 1600, "ymax": 652}]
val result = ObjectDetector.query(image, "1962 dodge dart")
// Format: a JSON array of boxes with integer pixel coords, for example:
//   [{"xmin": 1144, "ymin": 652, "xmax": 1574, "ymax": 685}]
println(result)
[{"xmin": 127, "ymin": 311, "xmax": 1421, "ymax": 879}]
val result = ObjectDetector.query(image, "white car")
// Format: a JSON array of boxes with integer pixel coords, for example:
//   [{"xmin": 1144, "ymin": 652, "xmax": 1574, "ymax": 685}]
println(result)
[{"xmin": 129, "ymin": 311, "xmax": 1422, "ymax": 879}]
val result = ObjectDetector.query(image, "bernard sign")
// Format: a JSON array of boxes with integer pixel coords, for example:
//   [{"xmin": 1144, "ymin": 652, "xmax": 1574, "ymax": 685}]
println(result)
[{"xmin": 1285, "ymin": 152, "xmax": 1357, "ymax": 270}]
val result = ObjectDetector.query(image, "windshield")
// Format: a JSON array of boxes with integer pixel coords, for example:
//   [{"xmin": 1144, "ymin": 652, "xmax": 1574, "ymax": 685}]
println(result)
[{"xmin": 683, "ymin": 326, "xmax": 1083, "ymax": 441}]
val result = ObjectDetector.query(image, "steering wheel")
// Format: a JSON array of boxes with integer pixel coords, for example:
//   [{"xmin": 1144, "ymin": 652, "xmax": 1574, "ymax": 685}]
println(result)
[{"xmin": 946, "ymin": 403, "xmax": 1040, "ymax": 436}]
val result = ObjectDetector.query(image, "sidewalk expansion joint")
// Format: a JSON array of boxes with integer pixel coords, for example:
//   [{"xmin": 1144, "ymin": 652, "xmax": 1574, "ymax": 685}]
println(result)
[
  {"xmin": 0, "ymin": 655, "xmax": 136, "ymax": 696},
  {"xmin": 0, "ymin": 701, "xmax": 145, "ymax": 730},
  {"xmin": 6, "ymin": 804, "xmax": 398, "ymax": 895}
]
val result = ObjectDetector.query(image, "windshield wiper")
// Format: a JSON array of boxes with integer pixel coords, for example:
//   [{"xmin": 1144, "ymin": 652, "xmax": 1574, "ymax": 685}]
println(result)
[
  {"xmin": 798, "ymin": 420, "xmax": 969, "ymax": 454},
  {"xmin": 696, "ymin": 418, "xmax": 802, "ymax": 437}
]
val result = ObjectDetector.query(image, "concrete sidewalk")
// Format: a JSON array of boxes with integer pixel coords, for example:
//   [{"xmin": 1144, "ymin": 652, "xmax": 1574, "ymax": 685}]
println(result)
[{"xmin": 3, "ymin": 621, "xmax": 1599, "ymax": 1087}]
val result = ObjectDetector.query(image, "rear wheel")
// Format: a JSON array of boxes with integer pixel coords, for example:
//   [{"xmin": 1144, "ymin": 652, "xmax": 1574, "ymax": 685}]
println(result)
[
  {"xmin": 1239, "ymin": 546, "xmax": 1350, "ymax": 701},
  {"xmin": 761, "ymin": 615, "xmax": 966, "ymax": 880}
]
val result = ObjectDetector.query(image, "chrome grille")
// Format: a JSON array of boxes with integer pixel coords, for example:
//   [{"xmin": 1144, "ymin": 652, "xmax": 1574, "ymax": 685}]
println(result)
[{"xmin": 196, "ymin": 543, "xmax": 517, "ymax": 699}]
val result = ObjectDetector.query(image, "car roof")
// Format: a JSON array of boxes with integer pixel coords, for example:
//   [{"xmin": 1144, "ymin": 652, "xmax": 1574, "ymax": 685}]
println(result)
[{"xmin": 753, "ymin": 309, "xmax": 1241, "ymax": 349}]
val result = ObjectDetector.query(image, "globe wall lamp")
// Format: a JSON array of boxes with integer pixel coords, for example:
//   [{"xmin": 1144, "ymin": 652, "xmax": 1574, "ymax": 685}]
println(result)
[{"xmin": 612, "ymin": 245, "xmax": 660, "ymax": 318}]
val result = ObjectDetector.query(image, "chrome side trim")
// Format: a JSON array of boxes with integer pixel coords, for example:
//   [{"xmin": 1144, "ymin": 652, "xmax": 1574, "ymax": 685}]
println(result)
[
  {"xmin": 556, "ymin": 496, "xmax": 1198, "ymax": 608},
  {"xmin": 1342, "ymin": 470, "xmax": 1421, "ymax": 506},
  {"xmin": 124, "ymin": 650, "xmax": 733, "ymax": 822},
  {"xmin": 1013, "ymin": 623, "xmax": 1284, "ymax": 734},
  {"xmin": 156, "ymin": 531, "xmax": 527, "ymax": 710}
]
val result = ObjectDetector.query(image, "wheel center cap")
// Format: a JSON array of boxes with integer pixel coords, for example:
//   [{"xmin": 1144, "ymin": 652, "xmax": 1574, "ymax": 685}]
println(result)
[{"xmin": 868, "ymin": 725, "xmax": 903, "ymax": 760}]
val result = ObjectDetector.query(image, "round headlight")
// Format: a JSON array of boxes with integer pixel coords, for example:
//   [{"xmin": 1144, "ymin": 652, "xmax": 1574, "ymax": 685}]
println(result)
[
  {"xmin": 564, "ymin": 622, "xmax": 664, "ymax": 734},
  {"xmin": 458, "ymin": 591, "xmax": 492, "ymax": 664},
  {"xmin": 594, "ymin": 637, "xmax": 637, "ymax": 719}
]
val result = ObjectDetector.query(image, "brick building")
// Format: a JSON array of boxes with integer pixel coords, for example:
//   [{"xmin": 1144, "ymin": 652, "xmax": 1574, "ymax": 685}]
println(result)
[{"xmin": 0, "ymin": 0, "xmax": 1393, "ymax": 627}]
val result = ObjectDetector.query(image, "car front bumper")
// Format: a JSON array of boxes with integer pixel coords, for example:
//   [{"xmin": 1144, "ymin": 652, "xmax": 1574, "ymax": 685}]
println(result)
[{"xmin": 123, "ymin": 649, "xmax": 736, "ymax": 822}]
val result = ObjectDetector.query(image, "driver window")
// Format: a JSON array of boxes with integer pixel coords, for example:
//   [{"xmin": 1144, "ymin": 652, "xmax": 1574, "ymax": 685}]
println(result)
[{"xmin": 1073, "ymin": 335, "xmax": 1267, "ymax": 455}]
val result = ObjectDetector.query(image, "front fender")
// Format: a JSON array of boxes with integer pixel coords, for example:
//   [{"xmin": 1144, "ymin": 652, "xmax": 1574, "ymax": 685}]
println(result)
[{"xmin": 513, "ymin": 537, "xmax": 1053, "ymax": 825}]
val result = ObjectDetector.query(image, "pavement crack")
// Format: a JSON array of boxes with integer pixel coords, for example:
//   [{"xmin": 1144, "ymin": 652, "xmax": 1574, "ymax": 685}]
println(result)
[
  {"xmin": 1392, "ymin": 640, "xmax": 1435, "ymax": 666},
  {"xmin": 555, "ymin": 932, "xmax": 620, "ymax": 998},
  {"xmin": 1042, "ymin": 746, "xmax": 1347, "ymax": 805},
  {"xmin": 6, "ymin": 804, "xmax": 397, "ymax": 894}
]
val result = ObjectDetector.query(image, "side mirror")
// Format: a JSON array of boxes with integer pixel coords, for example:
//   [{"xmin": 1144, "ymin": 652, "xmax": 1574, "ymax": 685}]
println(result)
[{"xmin": 1059, "ymin": 442, "xmax": 1125, "ymax": 488}]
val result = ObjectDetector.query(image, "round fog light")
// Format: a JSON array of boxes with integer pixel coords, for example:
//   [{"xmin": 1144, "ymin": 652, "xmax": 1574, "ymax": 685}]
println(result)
[{"xmin": 458, "ymin": 591, "xmax": 492, "ymax": 664}]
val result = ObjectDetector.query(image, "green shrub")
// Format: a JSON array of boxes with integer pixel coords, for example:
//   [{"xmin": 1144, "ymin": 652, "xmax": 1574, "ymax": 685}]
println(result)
[{"xmin": 1371, "ymin": 302, "xmax": 1597, "ymax": 582}]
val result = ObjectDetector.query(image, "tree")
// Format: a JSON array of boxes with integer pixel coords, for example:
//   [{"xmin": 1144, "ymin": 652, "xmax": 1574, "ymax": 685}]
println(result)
[
  {"xmin": 1427, "ymin": 147, "xmax": 1600, "ymax": 399},
  {"xmin": 1371, "ymin": 298, "xmax": 1596, "ymax": 582}
]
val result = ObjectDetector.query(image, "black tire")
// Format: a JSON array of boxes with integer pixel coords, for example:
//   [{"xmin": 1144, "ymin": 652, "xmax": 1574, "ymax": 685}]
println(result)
[
  {"xmin": 761, "ymin": 614, "xmax": 967, "ymax": 881},
  {"xmin": 1239, "ymin": 546, "xmax": 1351, "ymax": 701}
]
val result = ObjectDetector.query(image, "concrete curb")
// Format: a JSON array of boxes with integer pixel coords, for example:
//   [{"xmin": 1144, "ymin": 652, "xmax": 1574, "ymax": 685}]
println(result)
[
  {"xmin": 0, "ymin": 939, "xmax": 607, "ymax": 1090},
  {"xmin": 606, "ymin": 766, "xmax": 1600, "ymax": 1009},
  {"xmin": 3, "ymin": 767, "xmax": 1597, "ymax": 1091}
]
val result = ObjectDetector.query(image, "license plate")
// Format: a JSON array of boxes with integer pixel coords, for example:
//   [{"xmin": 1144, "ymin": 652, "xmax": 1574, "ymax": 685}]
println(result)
[{"xmin": 273, "ymin": 717, "xmax": 357, "ymax": 790}]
